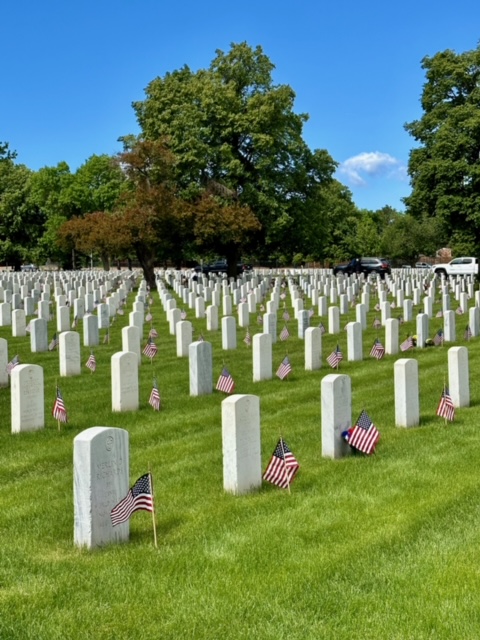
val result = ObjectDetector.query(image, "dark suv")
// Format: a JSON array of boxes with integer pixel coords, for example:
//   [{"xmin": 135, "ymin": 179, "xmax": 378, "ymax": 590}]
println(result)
[
  {"xmin": 194, "ymin": 260, "xmax": 252, "ymax": 275},
  {"xmin": 333, "ymin": 257, "xmax": 391, "ymax": 279}
]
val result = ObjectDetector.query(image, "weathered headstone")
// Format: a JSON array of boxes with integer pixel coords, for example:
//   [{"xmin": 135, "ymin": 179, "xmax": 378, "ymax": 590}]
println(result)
[
  {"xmin": 73, "ymin": 426, "xmax": 129, "ymax": 549},
  {"xmin": 111, "ymin": 352, "xmax": 139, "ymax": 411},
  {"xmin": 189, "ymin": 340, "xmax": 213, "ymax": 396},
  {"xmin": 305, "ymin": 326, "xmax": 321, "ymax": 371},
  {"xmin": 394, "ymin": 358, "xmax": 419, "ymax": 428},
  {"xmin": 221, "ymin": 316, "xmax": 237, "ymax": 350},
  {"xmin": 252, "ymin": 333, "xmax": 272, "ymax": 381},
  {"xmin": 122, "ymin": 325, "xmax": 141, "ymax": 365},
  {"xmin": 448, "ymin": 346, "xmax": 469, "ymax": 408},
  {"xmin": 222, "ymin": 395, "xmax": 262, "ymax": 495},
  {"xmin": 11, "ymin": 364, "xmax": 44, "ymax": 433},
  {"xmin": 321, "ymin": 374, "xmax": 351, "ymax": 459},
  {"xmin": 59, "ymin": 331, "xmax": 81, "ymax": 376}
]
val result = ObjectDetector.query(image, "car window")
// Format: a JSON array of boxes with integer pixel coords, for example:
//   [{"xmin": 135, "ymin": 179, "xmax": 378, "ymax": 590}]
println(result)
[
  {"xmin": 450, "ymin": 259, "xmax": 462, "ymax": 265},
  {"xmin": 462, "ymin": 258, "xmax": 472, "ymax": 264}
]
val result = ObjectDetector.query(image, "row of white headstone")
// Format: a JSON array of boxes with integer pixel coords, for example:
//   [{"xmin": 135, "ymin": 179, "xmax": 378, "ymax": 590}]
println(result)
[{"xmin": 72, "ymin": 343, "xmax": 469, "ymax": 549}]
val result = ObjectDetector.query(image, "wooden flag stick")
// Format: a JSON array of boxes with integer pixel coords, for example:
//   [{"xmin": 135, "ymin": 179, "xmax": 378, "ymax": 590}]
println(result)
[
  {"xmin": 280, "ymin": 436, "xmax": 291, "ymax": 495},
  {"xmin": 148, "ymin": 466, "xmax": 158, "ymax": 548}
]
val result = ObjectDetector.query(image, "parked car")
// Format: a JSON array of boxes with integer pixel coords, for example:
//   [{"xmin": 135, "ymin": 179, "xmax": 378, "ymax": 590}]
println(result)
[
  {"xmin": 194, "ymin": 260, "xmax": 252, "ymax": 275},
  {"xmin": 432, "ymin": 257, "xmax": 479, "ymax": 278},
  {"xmin": 333, "ymin": 257, "xmax": 391, "ymax": 279},
  {"xmin": 21, "ymin": 264, "xmax": 37, "ymax": 272},
  {"xmin": 415, "ymin": 262, "xmax": 431, "ymax": 269}
]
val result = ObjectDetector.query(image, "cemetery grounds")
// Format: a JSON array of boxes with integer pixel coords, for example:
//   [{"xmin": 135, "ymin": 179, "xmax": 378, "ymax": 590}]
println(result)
[{"xmin": 1, "ymin": 271, "xmax": 480, "ymax": 639}]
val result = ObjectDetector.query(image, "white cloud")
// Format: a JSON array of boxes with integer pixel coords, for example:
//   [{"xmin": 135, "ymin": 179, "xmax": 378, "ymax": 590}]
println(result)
[{"xmin": 338, "ymin": 151, "xmax": 407, "ymax": 187}]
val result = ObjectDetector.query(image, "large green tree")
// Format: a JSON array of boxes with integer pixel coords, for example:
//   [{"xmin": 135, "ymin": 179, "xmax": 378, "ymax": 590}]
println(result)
[
  {"xmin": 0, "ymin": 144, "xmax": 45, "ymax": 270},
  {"xmin": 131, "ymin": 42, "xmax": 337, "ymax": 273},
  {"xmin": 404, "ymin": 44, "xmax": 480, "ymax": 253}
]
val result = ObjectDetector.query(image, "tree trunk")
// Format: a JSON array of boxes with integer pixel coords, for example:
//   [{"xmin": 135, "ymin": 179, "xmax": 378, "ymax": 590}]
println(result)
[
  {"xmin": 225, "ymin": 245, "xmax": 240, "ymax": 279},
  {"xmin": 100, "ymin": 253, "xmax": 110, "ymax": 271},
  {"xmin": 135, "ymin": 245, "xmax": 156, "ymax": 289}
]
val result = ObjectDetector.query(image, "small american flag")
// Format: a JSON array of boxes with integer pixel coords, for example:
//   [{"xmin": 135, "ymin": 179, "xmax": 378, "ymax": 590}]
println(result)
[
  {"xmin": 280, "ymin": 292, "xmax": 286, "ymax": 300},
  {"xmin": 327, "ymin": 345, "xmax": 343, "ymax": 369},
  {"xmin": 52, "ymin": 387, "xmax": 68, "ymax": 423},
  {"xmin": 216, "ymin": 367, "xmax": 235, "ymax": 394},
  {"xmin": 149, "ymin": 297, "xmax": 153, "ymax": 305},
  {"xmin": 370, "ymin": 338, "xmax": 385, "ymax": 360},
  {"xmin": 117, "ymin": 308, "xmax": 125, "ymax": 316},
  {"xmin": 374, "ymin": 303, "xmax": 380, "ymax": 311},
  {"xmin": 348, "ymin": 410, "xmax": 380, "ymax": 455},
  {"xmin": 25, "ymin": 321, "xmax": 31, "ymax": 333},
  {"xmin": 149, "ymin": 377, "xmax": 161, "ymax": 411},
  {"xmin": 103, "ymin": 329, "xmax": 110, "ymax": 344},
  {"xmin": 390, "ymin": 301, "xmax": 396, "ymax": 309},
  {"xmin": 398, "ymin": 316, "xmax": 404, "ymax": 325},
  {"xmin": 456, "ymin": 307, "xmax": 464, "ymax": 315},
  {"xmin": 86, "ymin": 352, "xmax": 96, "ymax": 372},
  {"xmin": 198, "ymin": 333, "xmax": 205, "ymax": 342},
  {"xmin": 71, "ymin": 315, "xmax": 78, "ymax": 329},
  {"xmin": 6, "ymin": 354, "xmax": 20, "ymax": 375},
  {"xmin": 282, "ymin": 310, "xmax": 290, "ymax": 321},
  {"xmin": 433, "ymin": 328, "xmax": 444, "ymax": 346},
  {"xmin": 279, "ymin": 325, "xmax": 290, "ymax": 341},
  {"xmin": 111, "ymin": 473, "xmax": 154, "ymax": 526},
  {"xmin": 436, "ymin": 310, "xmax": 443, "ymax": 318},
  {"xmin": 145, "ymin": 312, "xmax": 153, "ymax": 322},
  {"xmin": 257, "ymin": 315, "xmax": 263, "ymax": 325},
  {"xmin": 318, "ymin": 322, "xmax": 326, "ymax": 334},
  {"xmin": 149, "ymin": 327, "xmax": 158, "ymax": 338},
  {"xmin": 436, "ymin": 386, "xmax": 455, "ymax": 422},
  {"xmin": 276, "ymin": 356, "xmax": 292, "ymax": 380},
  {"xmin": 263, "ymin": 439, "xmax": 299, "ymax": 489},
  {"xmin": 464, "ymin": 324, "xmax": 472, "ymax": 341},
  {"xmin": 180, "ymin": 309, "xmax": 187, "ymax": 320},
  {"xmin": 143, "ymin": 338, "xmax": 158, "ymax": 358},
  {"xmin": 400, "ymin": 336, "xmax": 414, "ymax": 351},
  {"xmin": 373, "ymin": 317, "xmax": 382, "ymax": 329},
  {"xmin": 308, "ymin": 308, "xmax": 315, "ymax": 318},
  {"xmin": 48, "ymin": 333, "xmax": 59, "ymax": 351},
  {"xmin": 244, "ymin": 328, "xmax": 252, "ymax": 346},
  {"xmin": 260, "ymin": 304, "xmax": 265, "ymax": 312}
]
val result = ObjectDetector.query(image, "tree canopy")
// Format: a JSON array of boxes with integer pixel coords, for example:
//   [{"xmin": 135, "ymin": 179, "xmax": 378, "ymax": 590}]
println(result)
[
  {"xmin": 404, "ymin": 43, "xmax": 480, "ymax": 254},
  {"xmin": 132, "ymin": 42, "xmax": 337, "ymax": 271}
]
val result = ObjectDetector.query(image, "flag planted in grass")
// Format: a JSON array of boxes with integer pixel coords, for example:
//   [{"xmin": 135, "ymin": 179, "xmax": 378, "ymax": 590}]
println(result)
[
  {"xmin": 433, "ymin": 328, "xmax": 444, "ymax": 346},
  {"xmin": 370, "ymin": 338, "xmax": 385, "ymax": 360},
  {"xmin": 344, "ymin": 410, "xmax": 380, "ymax": 455},
  {"xmin": 111, "ymin": 473, "xmax": 154, "ymax": 526},
  {"xmin": 86, "ymin": 352, "xmax": 96, "ymax": 372},
  {"xmin": 327, "ymin": 345, "xmax": 343, "ymax": 369},
  {"xmin": 400, "ymin": 336, "xmax": 414, "ymax": 351},
  {"xmin": 318, "ymin": 322, "xmax": 326, "ymax": 335},
  {"xmin": 216, "ymin": 367, "xmax": 235, "ymax": 394},
  {"xmin": 71, "ymin": 315, "xmax": 78, "ymax": 329},
  {"xmin": 263, "ymin": 439, "xmax": 299, "ymax": 489},
  {"xmin": 52, "ymin": 387, "xmax": 68, "ymax": 423},
  {"xmin": 149, "ymin": 326, "xmax": 158, "ymax": 339},
  {"xmin": 48, "ymin": 333, "xmax": 59, "ymax": 351},
  {"xmin": 373, "ymin": 317, "xmax": 381, "ymax": 329},
  {"xmin": 149, "ymin": 377, "xmax": 161, "ymax": 411},
  {"xmin": 145, "ymin": 312, "xmax": 152, "ymax": 322},
  {"xmin": 276, "ymin": 355, "xmax": 292, "ymax": 380},
  {"xmin": 103, "ymin": 329, "xmax": 110, "ymax": 344},
  {"xmin": 6, "ymin": 354, "xmax": 20, "ymax": 375},
  {"xmin": 456, "ymin": 307, "xmax": 464, "ymax": 315},
  {"xmin": 282, "ymin": 309, "xmax": 290, "ymax": 321},
  {"xmin": 180, "ymin": 309, "xmax": 187, "ymax": 320},
  {"xmin": 279, "ymin": 325, "xmax": 290, "ymax": 341},
  {"xmin": 244, "ymin": 328, "xmax": 252, "ymax": 346},
  {"xmin": 464, "ymin": 324, "xmax": 472, "ymax": 341},
  {"xmin": 143, "ymin": 337, "xmax": 158, "ymax": 358},
  {"xmin": 437, "ymin": 386, "xmax": 455, "ymax": 422}
]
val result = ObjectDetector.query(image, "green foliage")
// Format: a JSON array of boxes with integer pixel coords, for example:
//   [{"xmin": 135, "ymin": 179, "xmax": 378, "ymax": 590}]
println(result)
[
  {"xmin": 404, "ymin": 44, "xmax": 480, "ymax": 252},
  {"xmin": 132, "ymin": 42, "xmax": 337, "ymax": 262},
  {"xmin": 1, "ymin": 276, "xmax": 480, "ymax": 639},
  {"xmin": 0, "ymin": 157, "xmax": 44, "ymax": 269}
]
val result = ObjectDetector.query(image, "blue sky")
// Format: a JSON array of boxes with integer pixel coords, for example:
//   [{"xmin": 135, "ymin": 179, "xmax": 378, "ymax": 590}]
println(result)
[{"xmin": 2, "ymin": 0, "xmax": 479, "ymax": 211}]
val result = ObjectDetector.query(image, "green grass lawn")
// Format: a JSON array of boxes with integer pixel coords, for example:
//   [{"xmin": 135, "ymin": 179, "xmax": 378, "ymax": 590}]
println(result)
[{"xmin": 1, "ymin": 276, "xmax": 480, "ymax": 639}]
